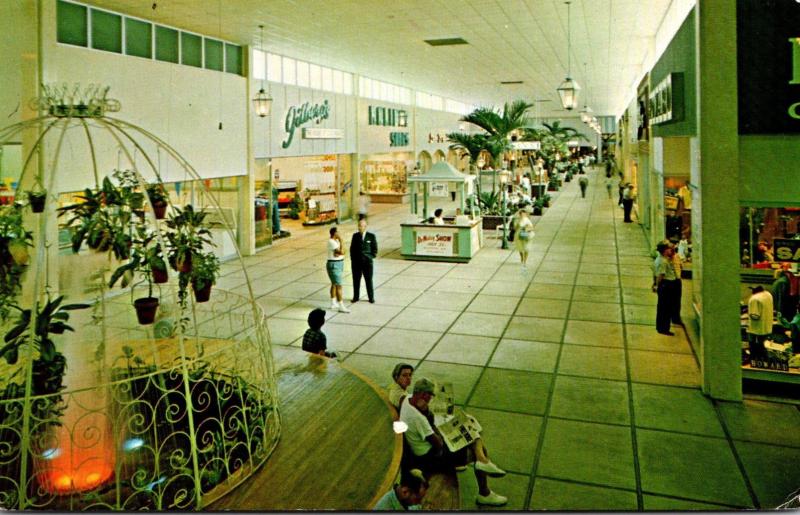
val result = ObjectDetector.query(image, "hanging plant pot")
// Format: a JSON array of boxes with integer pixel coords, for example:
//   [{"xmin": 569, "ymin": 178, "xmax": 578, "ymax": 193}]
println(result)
[
  {"xmin": 174, "ymin": 253, "xmax": 192, "ymax": 273},
  {"xmin": 533, "ymin": 207, "xmax": 543, "ymax": 216},
  {"xmin": 152, "ymin": 201, "xmax": 168, "ymax": 220},
  {"xmin": 133, "ymin": 297, "xmax": 159, "ymax": 325},
  {"xmin": 152, "ymin": 265, "xmax": 168, "ymax": 284},
  {"xmin": 192, "ymin": 282, "xmax": 212, "ymax": 303},
  {"xmin": 28, "ymin": 191, "xmax": 47, "ymax": 213}
]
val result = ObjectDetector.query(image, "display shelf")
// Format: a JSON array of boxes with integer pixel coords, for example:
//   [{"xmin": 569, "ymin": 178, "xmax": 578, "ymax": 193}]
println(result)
[{"xmin": 742, "ymin": 365, "xmax": 800, "ymax": 384}]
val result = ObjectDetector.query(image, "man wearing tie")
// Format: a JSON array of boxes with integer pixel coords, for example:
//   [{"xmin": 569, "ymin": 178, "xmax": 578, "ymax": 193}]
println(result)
[{"xmin": 350, "ymin": 218, "xmax": 378, "ymax": 304}]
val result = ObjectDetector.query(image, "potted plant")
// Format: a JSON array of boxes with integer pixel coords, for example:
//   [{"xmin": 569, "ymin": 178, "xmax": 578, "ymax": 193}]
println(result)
[
  {"xmin": 165, "ymin": 204, "xmax": 213, "ymax": 273},
  {"xmin": 532, "ymin": 198, "xmax": 545, "ymax": 216},
  {"xmin": 288, "ymin": 194, "xmax": 304, "ymax": 220},
  {"xmin": 58, "ymin": 170, "xmax": 144, "ymax": 260},
  {"xmin": 477, "ymin": 190, "xmax": 506, "ymax": 230},
  {"xmin": 542, "ymin": 194, "xmax": 552, "ymax": 208},
  {"xmin": 0, "ymin": 204, "xmax": 33, "ymax": 322},
  {"xmin": 108, "ymin": 228, "xmax": 166, "ymax": 325},
  {"xmin": 0, "ymin": 295, "xmax": 90, "ymax": 396},
  {"xmin": 190, "ymin": 251, "xmax": 220, "ymax": 303},
  {"xmin": 146, "ymin": 182, "xmax": 169, "ymax": 220},
  {"xmin": 27, "ymin": 190, "xmax": 47, "ymax": 213}
]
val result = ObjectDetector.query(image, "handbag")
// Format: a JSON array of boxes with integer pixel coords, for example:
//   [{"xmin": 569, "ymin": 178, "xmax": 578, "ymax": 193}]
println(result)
[{"xmin": 519, "ymin": 229, "xmax": 530, "ymax": 241}]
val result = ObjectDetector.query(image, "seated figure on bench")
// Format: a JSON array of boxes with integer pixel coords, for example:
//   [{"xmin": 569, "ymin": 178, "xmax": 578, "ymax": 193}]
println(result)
[
  {"xmin": 398, "ymin": 378, "xmax": 508, "ymax": 507},
  {"xmin": 388, "ymin": 363, "xmax": 414, "ymax": 409},
  {"xmin": 373, "ymin": 467, "xmax": 428, "ymax": 511}
]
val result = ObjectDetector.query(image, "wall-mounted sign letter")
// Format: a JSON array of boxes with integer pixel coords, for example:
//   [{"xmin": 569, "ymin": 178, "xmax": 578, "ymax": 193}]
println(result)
[
  {"xmin": 789, "ymin": 102, "xmax": 800, "ymax": 119},
  {"xmin": 790, "ymin": 37, "xmax": 800, "ymax": 85}
]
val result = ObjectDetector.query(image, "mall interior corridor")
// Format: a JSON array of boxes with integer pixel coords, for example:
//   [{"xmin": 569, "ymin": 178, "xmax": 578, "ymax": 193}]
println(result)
[{"xmin": 216, "ymin": 168, "xmax": 800, "ymax": 511}]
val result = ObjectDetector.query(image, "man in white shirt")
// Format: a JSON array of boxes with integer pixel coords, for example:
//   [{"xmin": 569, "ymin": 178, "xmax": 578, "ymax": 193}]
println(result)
[
  {"xmin": 747, "ymin": 285, "xmax": 774, "ymax": 361},
  {"xmin": 399, "ymin": 379, "xmax": 507, "ymax": 506},
  {"xmin": 432, "ymin": 208, "xmax": 445, "ymax": 225}
]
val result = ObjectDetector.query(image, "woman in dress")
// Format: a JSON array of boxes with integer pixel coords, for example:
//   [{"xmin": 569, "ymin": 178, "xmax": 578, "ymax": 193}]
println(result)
[
  {"xmin": 327, "ymin": 226, "xmax": 349, "ymax": 313},
  {"xmin": 513, "ymin": 208, "xmax": 534, "ymax": 269}
]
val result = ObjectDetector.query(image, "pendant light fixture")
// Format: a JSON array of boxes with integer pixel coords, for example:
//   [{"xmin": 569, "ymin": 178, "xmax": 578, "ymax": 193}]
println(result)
[
  {"xmin": 556, "ymin": 1, "xmax": 580, "ymax": 110},
  {"xmin": 252, "ymin": 24, "xmax": 273, "ymax": 117},
  {"xmin": 579, "ymin": 62, "xmax": 593, "ymax": 122}
]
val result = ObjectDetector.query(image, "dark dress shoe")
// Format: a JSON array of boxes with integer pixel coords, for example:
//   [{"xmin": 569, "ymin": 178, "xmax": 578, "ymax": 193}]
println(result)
[
  {"xmin": 351, "ymin": 298, "xmax": 359, "ymax": 303},
  {"xmin": 368, "ymin": 299, "xmax": 375, "ymax": 304},
  {"xmin": 658, "ymin": 331, "xmax": 675, "ymax": 336}
]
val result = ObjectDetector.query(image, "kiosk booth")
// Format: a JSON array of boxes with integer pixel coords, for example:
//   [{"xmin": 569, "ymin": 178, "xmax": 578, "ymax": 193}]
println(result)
[{"xmin": 401, "ymin": 162, "xmax": 482, "ymax": 263}]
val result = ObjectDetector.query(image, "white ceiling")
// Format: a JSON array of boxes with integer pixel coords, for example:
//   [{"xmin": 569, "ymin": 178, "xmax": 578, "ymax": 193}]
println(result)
[{"xmin": 83, "ymin": 0, "xmax": 687, "ymax": 118}]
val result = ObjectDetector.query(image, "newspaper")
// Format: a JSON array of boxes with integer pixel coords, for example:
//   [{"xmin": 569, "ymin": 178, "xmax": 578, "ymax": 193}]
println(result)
[
  {"xmin": 435, "ymin": 408, "xmax": 483, "ymax": 453},
  {"xmin": 427, "ymin": 382, "xmax": 483, "ymax": 452}
]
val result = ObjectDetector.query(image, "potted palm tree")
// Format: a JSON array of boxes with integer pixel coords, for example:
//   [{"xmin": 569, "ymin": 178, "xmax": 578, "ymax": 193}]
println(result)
[{"xmin": 190, "ymin": 251, "xmax": 220, "ymax": 303}]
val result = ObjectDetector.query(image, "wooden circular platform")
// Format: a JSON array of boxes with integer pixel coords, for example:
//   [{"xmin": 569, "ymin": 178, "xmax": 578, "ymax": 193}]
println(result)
[{"xmin": 208, "ymin": 346, "xmax": 402, "ymax": 510}]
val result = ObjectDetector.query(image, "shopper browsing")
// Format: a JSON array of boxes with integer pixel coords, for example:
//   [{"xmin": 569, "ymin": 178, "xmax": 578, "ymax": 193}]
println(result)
[
  {"xmin": 350, "ymin": 218, "xmax": 378, "ymax": 304},
  {"xmin": 513, "ymin": 208, "xmax": 534, "ymax": 270}
]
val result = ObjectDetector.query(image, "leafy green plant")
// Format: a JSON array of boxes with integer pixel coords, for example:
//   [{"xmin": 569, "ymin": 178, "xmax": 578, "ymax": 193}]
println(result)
[
  {"xmin": 0, "ymin": 295, "xmax": 90, "ymax": 396},
  {"xmin": 0, "ymin": 204, "xmax": 33, "ymax": 322},
  {"xmin": 288, "ymin": 195, "xmax": 304, "ymax": 220},
  {"xmin": 478, "ymin": 191, "xmax": 502, "ymax": 216},
  {"xmin": 145, "ymin": 182, "xmax": 168, "ymax": 205},
  {"xmin": 190, "ymin": 251, "xmax": 220, "ymax": 292},
  {"xmin": 164, "ymin": 204, "xmax": 213, "ymax": 272}
]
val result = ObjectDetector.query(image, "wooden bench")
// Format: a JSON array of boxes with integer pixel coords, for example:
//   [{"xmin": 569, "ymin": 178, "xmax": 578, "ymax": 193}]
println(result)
[{"xmin": 209, "ymin": 348, "xmax": 402, "ymax": 510}]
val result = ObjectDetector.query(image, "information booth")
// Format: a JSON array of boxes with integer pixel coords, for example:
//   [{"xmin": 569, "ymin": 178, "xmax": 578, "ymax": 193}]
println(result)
[{"xmin": 401, "ymin": 162, "xmax": 482, "ymax": 263}]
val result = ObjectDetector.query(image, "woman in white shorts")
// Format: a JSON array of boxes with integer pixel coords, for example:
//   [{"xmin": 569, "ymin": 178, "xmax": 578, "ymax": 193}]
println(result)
[{"xmin": 327, "ymin": 227, "xmax": 349, "ymax": 313}]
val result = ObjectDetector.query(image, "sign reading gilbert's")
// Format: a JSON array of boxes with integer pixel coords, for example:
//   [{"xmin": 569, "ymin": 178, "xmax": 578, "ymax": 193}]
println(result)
[{"xmin": 737, "ymin": 0, "xmax": 800, "ymax": 134}]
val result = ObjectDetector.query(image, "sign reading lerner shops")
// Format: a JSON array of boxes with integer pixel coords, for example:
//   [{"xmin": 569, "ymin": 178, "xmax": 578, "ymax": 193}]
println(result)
[
  {"xmin": 283, "ymin": 100, "xmax": 330, "ymax": 148},
  {"xmin": 737, "ymin": 0, "xmax": 800, "ymax": 134}
]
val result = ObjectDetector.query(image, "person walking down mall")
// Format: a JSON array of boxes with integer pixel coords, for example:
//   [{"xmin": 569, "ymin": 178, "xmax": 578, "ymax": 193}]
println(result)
[
  {"xmin": 350, "ymin": 218, "xmax": 378, "ymax": 304},
  {"xmin": 578, "ymin": 175, "xmax": 589, "ymax": 198},
  {"xmin": 513, "ymin": 207, "xmax": 534, "ymax": 270},
  {"xmin": 622, "ymin": 183, "xmax": 635, "ymax": 223},
  {"xmin": 653, "ymin": 242, "xmax": 680, "ymax": 335},
  {"xmin": 605, "ymin": 175, "xmax": 614, "ymax": 199}
]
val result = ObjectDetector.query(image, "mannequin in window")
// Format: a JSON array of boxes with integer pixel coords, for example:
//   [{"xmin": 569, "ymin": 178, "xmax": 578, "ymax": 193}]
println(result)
[
  {"xmin": 677, "ymin": 182, "xmax": 692, "ymax": 210},
  {"xmin": 747, "ymin": 285, "xmax": 774, "ymax": 362}
]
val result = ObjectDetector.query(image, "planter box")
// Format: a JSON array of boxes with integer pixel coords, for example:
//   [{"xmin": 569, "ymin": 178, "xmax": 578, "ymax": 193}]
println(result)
[{"xmin": 482, "ymin": 215, "xmax": 505, "ymax": 230}]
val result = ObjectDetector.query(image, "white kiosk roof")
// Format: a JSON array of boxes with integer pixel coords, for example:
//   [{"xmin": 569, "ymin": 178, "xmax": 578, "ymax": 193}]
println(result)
[{"xmin": 407, "ymin": 161, "xmax": 475, "ymax": 183}]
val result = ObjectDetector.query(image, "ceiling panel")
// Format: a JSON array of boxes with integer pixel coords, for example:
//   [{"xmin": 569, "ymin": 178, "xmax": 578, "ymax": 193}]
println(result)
[{"xmin": 82, "ymin": 0, "xmax": 684, "ymax": 118}]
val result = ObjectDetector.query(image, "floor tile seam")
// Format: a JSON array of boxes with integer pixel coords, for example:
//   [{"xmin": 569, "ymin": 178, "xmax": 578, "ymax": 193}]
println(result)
[
  {"xmin": 713, "ymin": 401, "xmax": 766, "ymax": 509},
  {"xmin": 522, "ymin": 178, "xmax": 592, "ymax": 509},
  {"xmin": 533, "ymin": 475, "xmax": 749, "ymax": 510},
  {"xmin": 610, "ymin": 182, "xmax": 646, "ymax": 511},
  {"xmin": 724, "ymin": 436, "xmax": 800, "ymax": 451}
]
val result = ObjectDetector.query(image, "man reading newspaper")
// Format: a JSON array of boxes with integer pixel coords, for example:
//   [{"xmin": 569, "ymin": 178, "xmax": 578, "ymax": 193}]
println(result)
[{"xmin": 398, "ymin": 378, "xmax": 508, "ymax": 506}]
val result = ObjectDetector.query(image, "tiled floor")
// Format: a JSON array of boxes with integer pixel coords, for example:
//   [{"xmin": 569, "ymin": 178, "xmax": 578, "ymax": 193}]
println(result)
[{"xmin": 227, "ymin": 168, "xmax": 800, "ymax": 510}]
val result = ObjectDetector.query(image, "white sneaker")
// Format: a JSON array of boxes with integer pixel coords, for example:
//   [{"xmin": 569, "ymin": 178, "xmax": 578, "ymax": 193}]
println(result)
[
  {"xmin": 476, "ymin": 491, "xmax": 507, "ymax": 506},
  {"xmin": 338, "ymin": 304, "xmax": 350, "ymax": 313},
  {"xmin": 330, "ymin": 299, "xmax": 339, "ymax": 310},
  {"xmin": 475, "ymin": 460, "xmax": 506, "ymax": 477}
]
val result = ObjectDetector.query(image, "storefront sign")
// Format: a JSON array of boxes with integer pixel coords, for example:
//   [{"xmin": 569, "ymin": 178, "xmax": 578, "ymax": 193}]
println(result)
[
  {"xmin": 428, "ymin": 132, "xmax": 448, "ymax": 143},
  {"xmin": 283, "ymin": 100, "xmax": 331, "ymax": 148},
  {"xmin": 648, "ymin": 73, "xmax": 683, "ymax": 125},
  {"xmin": 389, "ymin": 132, "xmax": 409, "ymax": 147},
  {"xmin": 368, "ymin": 106, "xmax": 408, "ymax": 127},
  {"xmin": 429, "ymin": 182, "xmax": 448, "ymax": 197},
  {"xmin": 511, "ymin": 141, "xmax": 541, "ymax": 150},
  {"xmin": 774, "ymin": 238, "xmax": 800, "ymax": 262},
  {"xmin": 737, "ymin": 0, "xmax": 800, "ymax": 133},
  {"xmin": 302, "ymin": 127, "xmax": 343, "ymax": 140},
  {"xmin": 415, "ymin": 230, "xmax": 455, "ymax": 256}
]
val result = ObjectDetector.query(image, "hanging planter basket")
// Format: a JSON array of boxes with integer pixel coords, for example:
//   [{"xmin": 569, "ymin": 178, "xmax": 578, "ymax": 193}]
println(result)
[
  {"xmin": 192, "ymin": 283, "xmax": 212, "ymax": 303},
  {"xmin": 152, "ymin": 201, "xmax": 167, "ymax": 220},
  {"xmin": 28, "ymin": 191, "xmax": 47, "ymax": 213},
  {"xmin": 152, "ymin": 265, "xmax": 168, "ymax": 284}
]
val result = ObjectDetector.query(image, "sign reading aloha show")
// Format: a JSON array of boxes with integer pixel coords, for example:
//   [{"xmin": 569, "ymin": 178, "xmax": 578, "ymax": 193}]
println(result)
[
  {"xmin": 283, "ymin": 100, "xmax": 331, "ymax": 148},
  {"xmin": 415, "ymin": 230, "xmax": 455, "ymax": 256}
]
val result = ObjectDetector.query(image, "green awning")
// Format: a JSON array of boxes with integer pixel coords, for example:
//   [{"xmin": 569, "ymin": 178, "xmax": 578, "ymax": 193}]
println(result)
[{"xmin": 407, "ymin": 161, "xmax": 474, "ymax": 183}]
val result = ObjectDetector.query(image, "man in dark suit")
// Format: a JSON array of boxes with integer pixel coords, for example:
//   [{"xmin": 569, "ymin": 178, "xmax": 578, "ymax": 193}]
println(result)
[{"xmin": 350, "ymin": 218, "xmax": 378, "ymax": 303}]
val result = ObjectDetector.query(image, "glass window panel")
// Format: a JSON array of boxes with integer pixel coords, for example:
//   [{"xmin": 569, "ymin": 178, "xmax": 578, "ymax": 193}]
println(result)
[
  {"xmin": 181, "ymin": 32, "xmax": 202, "ymax": 67},
  {"xmin": 204, "ymin": 38, "xmax": 224, "ymax": 71},
  {"xmin": 124, "ymin": 17, "xmax": 151, "ymax": 58},
  {"xmin": 296, "ymin": 60, "xmax": 309, "ymax": 87},
  {"xmin": 332, "ymin": 70, "xmax": 343, "ymax": 93},
  {"xmin": 252, "ymin": 49, "xmax": 266, "ymax": 80},
  {"xmin": 225, "ymin": 43, "xmax": 242, "ymax": 75},
  {"xmin": 309, "ymin": 63, "xmax": 322, "ymax": 89},
  {"xmin": 57, "ymin": 0, "xmax": 88, "ymax": 47},
  {"xmin": 321, "ymin": 67, "xmax": 333, "ymax": 91},
  {"xmin": 155, "ymin": 25, "xmax": 179, "ymax": 63},
  {"xmin": 267, "ymin": 53, "xmax": 282, "ymax": 82},
  {"xmin": 282, "ymin": 56, "xmax": 296, "ymax": 85},
  {"xmin": 343, "ymin": 72, "xmax": 353, "ymax": 95},
  {"xmin": 90, "ymin": 9, "xmax": 122, "ymax": 53}
]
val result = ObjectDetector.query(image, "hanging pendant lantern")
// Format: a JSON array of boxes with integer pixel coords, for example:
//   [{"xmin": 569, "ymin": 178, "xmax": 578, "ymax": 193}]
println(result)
[
  {"xmin": 251, "ymin": 24, "xmax": 272, "ymax": 118},
  {"xmin": 557, "ymin": 2, "xmax": 580, "ymax": 110}
]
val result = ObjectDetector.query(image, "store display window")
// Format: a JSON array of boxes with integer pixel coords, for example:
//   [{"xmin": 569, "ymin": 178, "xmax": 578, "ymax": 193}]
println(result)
[
  {"xmin": 360, "ymin": 159, "xmax": 408, "ymax": 194},
  {"xmin": 664, "ymin": 177, "xmax": 692, "ymax": 270}
]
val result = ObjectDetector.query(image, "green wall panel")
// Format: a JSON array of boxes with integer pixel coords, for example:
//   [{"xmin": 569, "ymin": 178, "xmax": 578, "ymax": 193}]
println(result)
[
  {"xmin": 225, "ymin": 44, "xmax": 242, "ymax": 75},
  {"xmin": 124, "ymin": 18, "xmax": 151, "ymax": 58},
  {"xmin": 651, "ymin": 10, "xmax": 696, "ymax": 138},
  {"xmin": 181, "ymin": 32, "xmax": 202, "ymax": 68},
  {"xmin": 56, "ymin": 0, "xmax": 87, "ymax": 47},
  {"xmin": 204, "ymin": 38, "xmax": 223, "ymax": 71},
  {"xmin": 91, "ymin": 9, "xmax": 122, "ymax": 53},
  {"xmin": 155, "ymin": 25, "xmax": 179, "ymax": 63}
]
